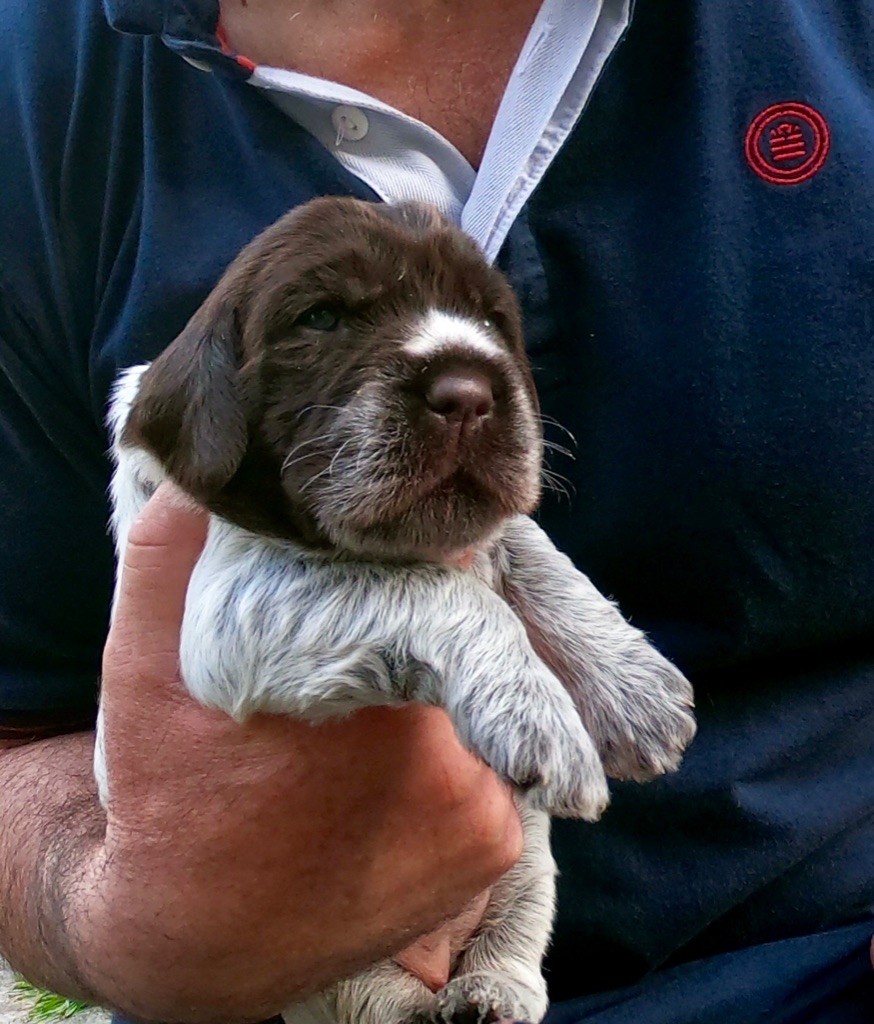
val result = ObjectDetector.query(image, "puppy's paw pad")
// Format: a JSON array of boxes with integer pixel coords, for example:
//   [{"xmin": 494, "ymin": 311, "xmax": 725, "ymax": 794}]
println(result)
[
  {"xmin": 436, "ymin": 972, "xmax": 544, "ymax": 1024},
  {"xmin": 597, "ymin": 660, "xmax": 697, "ymax": 782}
]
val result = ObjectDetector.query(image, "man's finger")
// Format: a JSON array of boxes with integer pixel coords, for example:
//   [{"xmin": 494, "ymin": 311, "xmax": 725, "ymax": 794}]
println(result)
[{"xmin": 109, "ymin": 482, "xmax": 208, "ymax": 664}]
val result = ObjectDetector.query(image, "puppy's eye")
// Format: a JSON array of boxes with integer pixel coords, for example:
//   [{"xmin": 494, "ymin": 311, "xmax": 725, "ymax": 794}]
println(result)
[
  {"xmin": 482, "ymin": 317, "xmax": 495, "ymax": 330},
  {"xmin": 296, "ymin": 305, "xmax": 343, "ymax": 331}
]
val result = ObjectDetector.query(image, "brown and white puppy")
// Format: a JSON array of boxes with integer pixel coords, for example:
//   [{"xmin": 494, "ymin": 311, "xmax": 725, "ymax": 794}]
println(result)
[{"xmin": 97, "ymin": 198, "xmax": 696, "ymax": 1024}]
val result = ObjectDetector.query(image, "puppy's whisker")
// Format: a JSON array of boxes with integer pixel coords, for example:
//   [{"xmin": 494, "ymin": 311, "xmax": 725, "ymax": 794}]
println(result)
[
  {"xmin": 294, "ymin": 403, "xmax": 345, "ymax": 423},
  {"xmin": 328, "ymin": 437, "xmax": 356, "ymax": 477},
  {"xmin": 326, "ymin": 454, "xmax": 401, "ymax": 512},
  {"xmin": 281, "ymin": 432, "xmax": 335, "ymax": 473},
  {"xmin": 298, "ymin": 439, "xmax": 357, "ymax": 496},
  {"xmin": 542, "ymin": 439, "xmax": 576, "ymax": 461},
  {"xmin": 541, "ymin": 467, "xmax": 575, "ymax": 503},
  {"xmin": 539, "ymin": 415, "xmax": 578, "ymax": 449},
  {"xmin": 299, "ymin": 466, "xmax": 333, "ymax": 495}
]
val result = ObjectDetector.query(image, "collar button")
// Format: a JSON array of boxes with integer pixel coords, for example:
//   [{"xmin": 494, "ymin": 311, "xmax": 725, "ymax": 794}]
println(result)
[{"xmin": 331, "ymin": 105, "xmax": 369, "ymax": 143}]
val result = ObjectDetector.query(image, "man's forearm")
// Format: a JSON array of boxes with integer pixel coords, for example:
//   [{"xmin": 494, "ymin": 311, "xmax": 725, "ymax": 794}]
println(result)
[
  {"xmin": 0, "ymin": 731, "xmax": 287, "ymax": 1022},
  {"xmin": 0, "ymin": 731, "xmax": 253, "ymax": 1021},
  {"xmin": 0, "ymin": 732, "xmax": 105, "ymax": 1003}
]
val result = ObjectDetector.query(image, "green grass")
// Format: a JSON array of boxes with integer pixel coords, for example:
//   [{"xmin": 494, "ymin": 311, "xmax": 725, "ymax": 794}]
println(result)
[{"xmin": 12, "ymin": 979, "xmax": 92, "ymax": 1023}]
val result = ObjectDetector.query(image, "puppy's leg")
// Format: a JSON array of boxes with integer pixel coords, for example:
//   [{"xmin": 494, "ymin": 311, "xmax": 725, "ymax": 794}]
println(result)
[
  {"xmin": 393, "ymin": 573, "xmax": 610, "ymax": 821},
  {"xmin": 281, "ymin": 991, "xmax": 337, "ymax": 1024},
  {"xmin": 283, "ymin": 962, "xmax": 437, "ymax": 1024},
  {"xmin": 433, "ymin": 802, "xmax": 552, "ymax": 1024},
  {"xmin": 494, "ymin": 516, "xmax": 696, "ymax": 781},
  {"xmin": 336, "ymin": 963, "xmax": 438, "ymax": 1024}
]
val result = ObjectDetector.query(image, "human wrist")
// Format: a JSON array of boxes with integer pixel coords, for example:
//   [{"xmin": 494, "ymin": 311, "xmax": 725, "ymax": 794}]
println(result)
[{"xmin": 69, "ymin": 827, "xmax": 289, "ymax": 1023}]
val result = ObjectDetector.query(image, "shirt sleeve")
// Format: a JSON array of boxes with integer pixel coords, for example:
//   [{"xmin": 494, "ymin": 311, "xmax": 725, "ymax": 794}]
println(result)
[
  {"xmin": 0, "ymin": 1, "xmax": 137, "ymax": 723},
  {"xmin": 0, "ymin": 287, "xmax": 113, "ymax": 719}
]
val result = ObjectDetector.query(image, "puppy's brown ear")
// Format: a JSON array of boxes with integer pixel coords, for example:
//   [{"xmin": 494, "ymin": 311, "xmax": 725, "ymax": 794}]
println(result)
[{"xmin": 125, "ymin": 303, "xmax": 248, "ymax": 500}]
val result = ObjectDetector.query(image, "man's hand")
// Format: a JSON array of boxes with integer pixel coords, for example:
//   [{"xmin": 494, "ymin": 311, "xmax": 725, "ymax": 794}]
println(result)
[{"xmin": 1, "ymin": 483, "xmax": 522, "ymax": 1023}]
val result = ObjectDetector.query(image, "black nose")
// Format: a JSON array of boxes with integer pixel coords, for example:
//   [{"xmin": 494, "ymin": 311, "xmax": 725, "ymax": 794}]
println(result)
[{"xmin": 424, "ymin": 370, "xmax": 495, "ymax": 422}]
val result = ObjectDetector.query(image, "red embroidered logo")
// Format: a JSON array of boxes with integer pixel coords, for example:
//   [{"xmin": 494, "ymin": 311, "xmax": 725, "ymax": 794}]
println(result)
[{"xmin": 744, "ymin": 102, "xmax": 830, "ymax": 185}]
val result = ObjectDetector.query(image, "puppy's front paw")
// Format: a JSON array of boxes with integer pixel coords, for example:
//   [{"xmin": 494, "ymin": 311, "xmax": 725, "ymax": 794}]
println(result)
[
  {"xmin": 593, "ymin": 646, "xmax": 696, "ymax": 783},
  {"xmin": 434, "ymin": 972, "xmax": 547, "ymax": 1024},
  {"xmin": 463, "ymin": 676, "xmax": 609, "ymax": 820}
]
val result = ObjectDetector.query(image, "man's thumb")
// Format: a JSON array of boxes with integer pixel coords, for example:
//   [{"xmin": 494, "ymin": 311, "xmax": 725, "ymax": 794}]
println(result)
[{"xmin": 108, "ymin": 482, "xmax": 208, "ymax": 668}]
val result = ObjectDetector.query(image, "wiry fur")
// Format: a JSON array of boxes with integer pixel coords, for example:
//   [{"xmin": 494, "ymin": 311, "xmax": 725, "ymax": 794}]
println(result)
[{"xmin": 95, "ymin": 198, "xmax": 695, "ymax": 1024}]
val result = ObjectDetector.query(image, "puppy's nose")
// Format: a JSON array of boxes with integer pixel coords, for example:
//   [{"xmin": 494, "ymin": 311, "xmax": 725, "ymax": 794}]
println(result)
[{"xmin": 425, "ymin": 370, "xmax": 494, "ymax": 422}]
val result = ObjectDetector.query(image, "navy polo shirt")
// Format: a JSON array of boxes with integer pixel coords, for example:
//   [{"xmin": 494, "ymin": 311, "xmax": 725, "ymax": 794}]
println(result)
[{"xmin": 0, "ymin": 2, "xmax": 871, "ymax": 1020}]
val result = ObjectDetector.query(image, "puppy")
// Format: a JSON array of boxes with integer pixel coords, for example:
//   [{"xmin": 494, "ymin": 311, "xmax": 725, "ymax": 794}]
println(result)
[{"xmin": 96, "ymin": 197, "xmax": 696, "ymax": 1024}]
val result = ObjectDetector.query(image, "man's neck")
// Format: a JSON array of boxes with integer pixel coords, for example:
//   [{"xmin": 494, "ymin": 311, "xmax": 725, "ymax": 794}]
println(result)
[
  {"xmin": 218, "ymin": 0, "xmax": 543, "ymax": 166},
  {"xmin": 225, "ymin": 0, "xmax": 482, "ymax": 27}
]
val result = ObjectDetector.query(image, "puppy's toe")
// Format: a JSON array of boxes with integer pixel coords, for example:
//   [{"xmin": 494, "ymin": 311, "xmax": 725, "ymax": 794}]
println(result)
[
  {"xmin": 595, "ymin": 657, "xmax": 697, "ymax": 782},
  {"xmin": 524, "ymin": 715, "xmax": 610, "ymax": 820},
  {"xmin": 436, "ymin": 972, "xmax": 546, "ymax": 1024}
]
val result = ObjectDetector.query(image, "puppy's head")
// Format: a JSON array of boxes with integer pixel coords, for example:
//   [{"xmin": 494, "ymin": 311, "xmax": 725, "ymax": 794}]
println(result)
[{"xmin": 125, "ymin": 198, "xmax": 541, "ymax": 560}]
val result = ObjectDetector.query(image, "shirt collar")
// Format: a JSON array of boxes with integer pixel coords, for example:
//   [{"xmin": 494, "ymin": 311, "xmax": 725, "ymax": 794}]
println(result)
[
  {"xmin": 102, "ymin": 0, "xmax": 256, "ymax": 77},
  {"xmin": 103, "ymin": 0, "xmax": 216, "ymax": 37}
]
